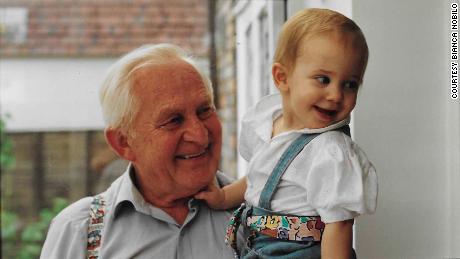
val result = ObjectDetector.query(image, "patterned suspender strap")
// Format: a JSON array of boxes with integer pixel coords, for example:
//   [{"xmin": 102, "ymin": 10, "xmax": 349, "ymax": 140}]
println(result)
[
  {"xmin": 87, "ymin": 194, "xmax": 106, "ymax": 259},
  {"xmin": 225, "ymin": 203, "xmax": 246, "ymax": 257}
]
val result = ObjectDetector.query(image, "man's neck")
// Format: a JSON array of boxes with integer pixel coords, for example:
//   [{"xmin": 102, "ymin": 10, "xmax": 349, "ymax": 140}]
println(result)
[
  {"xmin": 131, "ymin": 167, "xmax": 193, "ymax": 225},
  {"xmin": 143, "ymin": 187, "xmax": 192, "ymax": 225},
  {"xmin": 161, "ymin": 205, "xmax": 190, "ymax": 225},
  {"xmin": 142, "ymin": 190, "xmax": 191, "ymax": 225}
]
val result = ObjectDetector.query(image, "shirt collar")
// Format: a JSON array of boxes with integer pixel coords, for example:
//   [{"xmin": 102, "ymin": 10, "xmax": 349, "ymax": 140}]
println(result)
[
  {"xmin": 111, "ymin": 164, "xmax": 144, "ymax": 218},
  {"xmin": 250, "ymin": 93, "xmax": 350, "ymax": 141}
]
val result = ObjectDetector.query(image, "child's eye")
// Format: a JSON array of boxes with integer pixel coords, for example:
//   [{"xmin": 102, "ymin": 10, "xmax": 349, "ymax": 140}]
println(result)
[
  {"xmin": 343, "ymin": 81, "xmax": 359, "ymax": 91},
  {"xmin": 197, "ymin": 105, "xmax": 214, "ymax": 120},
  {"xmin": 316, "ymin": 76, "xmax": 330, "ymax": 85}
]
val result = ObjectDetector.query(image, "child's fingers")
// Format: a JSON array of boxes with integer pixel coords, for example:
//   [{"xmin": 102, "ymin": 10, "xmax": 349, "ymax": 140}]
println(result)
[
  {"xmin": 199, "ymin": 178, "xmax": 218, "ymax": 192},
  {"xmin": 193, "ymin": 177, "xmax": 225, "ymax": 209},
  {"xmin": 194, "ymin": 191, "xmax": 214, "ymax": 201},
  {"xmin": 207, "ymin": 180, "xmax": 219, "ymax": 191},
  {"xmin": 194, "ymin": 191, "xmax": 207, "ymax": 200}
]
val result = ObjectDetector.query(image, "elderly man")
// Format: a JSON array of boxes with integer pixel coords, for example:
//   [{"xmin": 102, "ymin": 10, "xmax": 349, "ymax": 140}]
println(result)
[{"xmin": 40, "ymin": 44, "xmax": 239, "ymax": 258}]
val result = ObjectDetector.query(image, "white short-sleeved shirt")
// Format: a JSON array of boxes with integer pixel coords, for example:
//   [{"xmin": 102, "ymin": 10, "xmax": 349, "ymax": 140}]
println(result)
[{"xmin": 240, "ymin": 94, "xmax": 378, "ymax": 223}]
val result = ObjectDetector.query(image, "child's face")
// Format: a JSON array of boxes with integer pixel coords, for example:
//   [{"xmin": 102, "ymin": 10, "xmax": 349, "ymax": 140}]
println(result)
[{"xmin": 278, "ymin": 32, "xmax": 365, "ymax": 129}]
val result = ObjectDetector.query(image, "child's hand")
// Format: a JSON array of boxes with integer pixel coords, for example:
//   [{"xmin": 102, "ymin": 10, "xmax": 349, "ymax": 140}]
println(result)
[{"xmin": 194, "ymin": 178, "xmax": 227, "ymax": 210}]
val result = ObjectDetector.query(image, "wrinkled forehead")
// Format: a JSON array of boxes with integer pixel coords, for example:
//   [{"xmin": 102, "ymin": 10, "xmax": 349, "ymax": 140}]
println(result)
[
  {"xmin": 132, "ymin": 60, "xmax": 209, "ymax": 96},
  {"xmin": 133, "ymin": 59, "xmax": 199, "ymax": 82}
]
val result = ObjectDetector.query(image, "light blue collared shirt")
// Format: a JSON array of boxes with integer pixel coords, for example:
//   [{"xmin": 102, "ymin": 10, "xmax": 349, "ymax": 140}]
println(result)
[{"xmin": 40, "ymin": 165, "xmax": 240, "ymax": 259}]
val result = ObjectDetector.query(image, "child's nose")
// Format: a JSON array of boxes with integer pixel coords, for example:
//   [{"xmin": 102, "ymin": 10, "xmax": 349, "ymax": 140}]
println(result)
[{"xmin": 326, "ymin": 85, "xmax": 344, "ymax": 103}]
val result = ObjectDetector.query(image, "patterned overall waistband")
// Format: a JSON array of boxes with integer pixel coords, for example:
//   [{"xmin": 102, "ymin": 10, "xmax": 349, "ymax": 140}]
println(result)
[
  {"xmin": 225, "ymin": 203, "xmax": 325, "ymax": 256},
  {"xmin": 246, "ymin": 214, "xmax": 324, "ymax": 242}
]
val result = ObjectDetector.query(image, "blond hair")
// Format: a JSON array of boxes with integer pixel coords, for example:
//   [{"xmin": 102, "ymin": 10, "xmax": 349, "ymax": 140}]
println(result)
[
  {"xmin": 99, "ymin": 43, "xmax": 213, "ymax": 132},
  {"xmin": 274, "ymin": 8, "xmax": 369, "ymax": 74}
]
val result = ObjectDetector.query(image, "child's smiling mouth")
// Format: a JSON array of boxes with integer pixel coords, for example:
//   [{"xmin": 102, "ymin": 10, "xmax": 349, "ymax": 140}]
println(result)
[{"xmin": 314, "ymin": 106, "xmax": 338, "ymax": 119}]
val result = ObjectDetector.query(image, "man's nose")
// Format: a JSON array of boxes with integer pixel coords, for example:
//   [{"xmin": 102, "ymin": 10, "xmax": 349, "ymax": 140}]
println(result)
[{"xmin": 183, "ymin": 117, "xmax": 208, "ymax": 146}]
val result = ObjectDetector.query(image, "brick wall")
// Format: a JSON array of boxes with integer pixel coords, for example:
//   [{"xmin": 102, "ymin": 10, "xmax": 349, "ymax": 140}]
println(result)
[{"xmin": 0, "ymin": 0, "xmax": 209, "ymax": 57}]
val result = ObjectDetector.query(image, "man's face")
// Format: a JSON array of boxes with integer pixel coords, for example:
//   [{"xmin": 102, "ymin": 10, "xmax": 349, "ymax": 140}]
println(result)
[{"xmin": 126, "ymin": 60, "xmax": 222, "ymax": 200}]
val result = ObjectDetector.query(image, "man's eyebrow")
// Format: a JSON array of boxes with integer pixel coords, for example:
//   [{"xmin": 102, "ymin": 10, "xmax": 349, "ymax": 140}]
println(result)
[
  {"xmin": 152, "ymin": 106, "xmax": 181, "ymax": 120},
  {"xmin": 152, "ymin": 96, "xmax": 212, "ymax": 117},
  {"xmin": 159, "ymin": 106, "xmax": 181, "ymax": 114}
]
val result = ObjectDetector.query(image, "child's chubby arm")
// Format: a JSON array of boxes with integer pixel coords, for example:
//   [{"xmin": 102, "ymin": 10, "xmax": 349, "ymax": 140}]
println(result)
[
  {"xmin": 321, "ymin": 219, "xmax": 354, "ymax": 259},
  {"xmin": 194, "ymin": 176, "xmax": 247, "ymax": 210}
]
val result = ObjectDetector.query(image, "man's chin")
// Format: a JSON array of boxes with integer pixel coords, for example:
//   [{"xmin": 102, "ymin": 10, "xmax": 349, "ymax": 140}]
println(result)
[{"xmin": 183, "ymin": 178, "xmax": 214, "ymax": 194}]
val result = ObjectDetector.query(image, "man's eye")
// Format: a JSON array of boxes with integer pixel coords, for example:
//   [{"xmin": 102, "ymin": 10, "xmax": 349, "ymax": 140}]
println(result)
[
  {"xmin": 161, "ymin": 116, "xmax": 183, "ymax": 129},
  {"xmin": 198, "ymin": 106, "xmax": 214, "ymax": 119},
  {"xmin": 343, "ymin": 81, "xmax": 359, "ymax": 91},
  {"xmin": 316, "ymin": 76, "xmax": 330, "ymax": 85}
]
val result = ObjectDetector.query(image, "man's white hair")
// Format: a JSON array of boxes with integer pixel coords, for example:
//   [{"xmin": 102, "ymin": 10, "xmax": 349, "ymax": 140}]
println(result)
[{"xmin": 99, "ymin": 43, "xmax": 213, "ymax": 132}]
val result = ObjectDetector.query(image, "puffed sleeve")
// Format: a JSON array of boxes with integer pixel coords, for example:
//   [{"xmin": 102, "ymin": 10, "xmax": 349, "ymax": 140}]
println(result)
[
  {"xmin": 238, "ymin": 107, "xmax": 259, "ymax": 162},
  {"xmin": 306, "ymin": 131, "xmax": 377, "ymax": 223}
]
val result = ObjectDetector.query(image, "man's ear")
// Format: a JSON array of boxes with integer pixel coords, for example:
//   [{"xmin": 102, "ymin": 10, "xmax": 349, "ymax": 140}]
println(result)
[
  {"xmin": 105, "ymin": 128, "xmax": 136, "ymax": 161},
  {"xmin": 272, "ymin": 63, "xmax": 289, "ymax": 92}
]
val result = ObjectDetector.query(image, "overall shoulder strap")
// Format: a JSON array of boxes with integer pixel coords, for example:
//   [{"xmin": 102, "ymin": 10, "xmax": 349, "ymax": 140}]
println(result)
[
  {"xmin": 87, "ymin": 194, "xmax": 106, "ymax": 259},
  {"xmin": 258, "ymin": 133, "xmax": 319, "ymax": 209},
  {"xmin": 257, "ymin": 125, "xmax": 350, "ymax": 210}
]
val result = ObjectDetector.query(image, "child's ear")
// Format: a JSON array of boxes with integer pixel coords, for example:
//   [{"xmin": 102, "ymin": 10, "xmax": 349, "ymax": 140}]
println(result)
[
  {"xmin": 272, "ymin": 63, "xmax": 289, "ymax": 92},
  {"xmin": 105, "ymin": 128, "xmax": 136, "ymax": 162}
]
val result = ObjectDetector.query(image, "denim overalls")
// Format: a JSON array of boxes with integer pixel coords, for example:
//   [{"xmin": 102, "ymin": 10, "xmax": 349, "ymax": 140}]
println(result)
[{"xmin": 226, "ymin": 126, "xmax": 357, "ymax": 259}]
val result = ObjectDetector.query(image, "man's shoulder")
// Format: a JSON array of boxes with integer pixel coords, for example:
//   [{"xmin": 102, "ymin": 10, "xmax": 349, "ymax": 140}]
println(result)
[
  {"xmin": 55, "ymin": 172, "xmax": 125, "ymax": 225},
  {"xmin": 52, "ymin": 196, "xmax": 93, "ymax": 226},
  {"xmin": 40, "ymin": 196, "xmax": 95, "ymax": 259}
]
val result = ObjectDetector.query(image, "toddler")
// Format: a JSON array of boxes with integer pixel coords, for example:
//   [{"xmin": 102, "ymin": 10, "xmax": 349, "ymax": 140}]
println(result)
[{"xmin": 196, "ymin": 8, "xmax": 377, "ymax": 259}]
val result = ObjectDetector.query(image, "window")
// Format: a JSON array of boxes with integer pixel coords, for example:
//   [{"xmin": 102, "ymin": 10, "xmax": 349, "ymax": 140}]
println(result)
[
  {"xmin": 234, "ymin": 0, "xmax": 285, "ymax": 177},
  {"xmin": 0, "ymin": 8, "xmax": 28, "ymax": 44}
]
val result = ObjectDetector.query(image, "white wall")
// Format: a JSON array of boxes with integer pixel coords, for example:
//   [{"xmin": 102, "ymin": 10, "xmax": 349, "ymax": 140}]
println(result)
[
  {"xmin": 288, "ymin": 0, "xmax": 352, "ymax": 18},
  {"xmin": 0, "ymin": 58, "xmax": 116, "ymax": 132},
  {"xmin": 353, "ymin": 0, "xmax": 460, "ymax": 258}
]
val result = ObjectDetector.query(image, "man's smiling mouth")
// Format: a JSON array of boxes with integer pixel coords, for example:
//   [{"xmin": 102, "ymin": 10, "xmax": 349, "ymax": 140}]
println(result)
[{"xmin": 176, "ymin": 146, "xmax": 210, "ymax": 159}]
